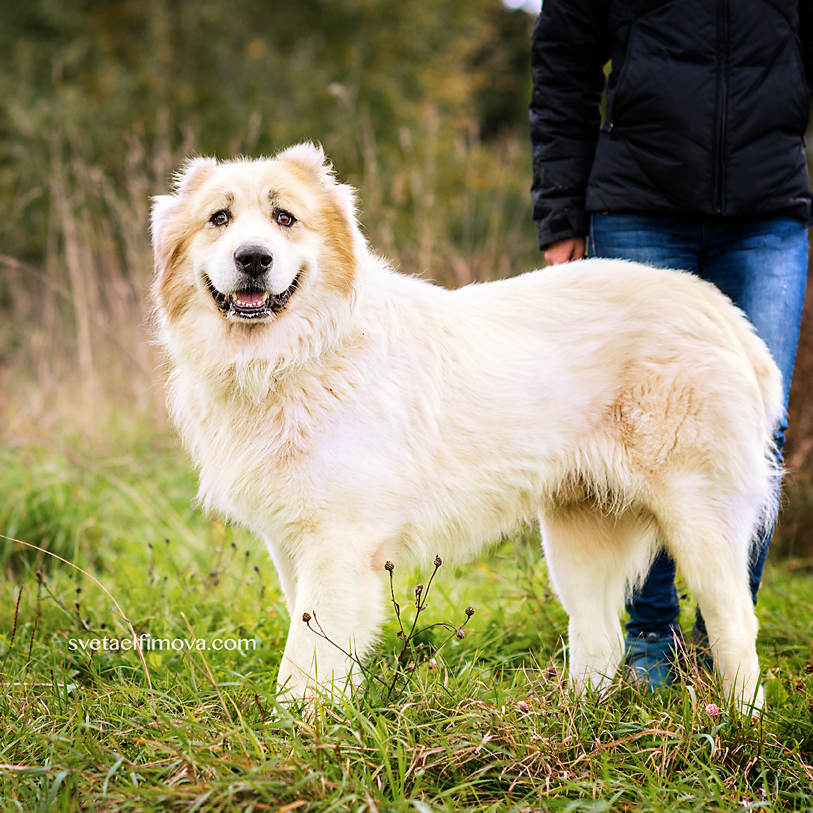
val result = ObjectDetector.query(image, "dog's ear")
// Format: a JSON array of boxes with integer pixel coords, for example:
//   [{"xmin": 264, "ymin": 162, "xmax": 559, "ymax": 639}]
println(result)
[
  {"xmin": 277, "ymin": 142, "xmax": 333, "ymax": 184},
  {"xmin": 150, "ymin": 194, "xmax": 178, "ymax": 261},
  {"xmin": 278, "ymin": 141, "xmax": 360, "ymax": 221},
  {"xmin": 150, "ymin": 189, "xmax": 198, "ymax": 313},
  {"xmin": 150, "ymin": 157, "xmax": 217, "ymax": 280},
  {"xmin": 150, "ymin": 194, "xmax": 182, "ymax": 287},
  {"xmin": 172, "ymin": 156, "xmax": 218, "ymax": 196},
  {"xmin": 278, "ymin": 143, "xmax": 365, "ymax": 293}
]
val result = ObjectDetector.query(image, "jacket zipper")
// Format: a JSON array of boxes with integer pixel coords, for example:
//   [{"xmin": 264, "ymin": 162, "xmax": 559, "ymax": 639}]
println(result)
[{"xmin": 714, "ymin": 0, "xmax": 729, "ymax": 214}]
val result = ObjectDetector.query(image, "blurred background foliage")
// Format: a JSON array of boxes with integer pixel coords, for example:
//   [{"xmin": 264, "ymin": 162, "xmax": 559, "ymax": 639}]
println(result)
[
  {"xmin": 0, "ymin": 0, "xmax": 535, "ymax": 261},
  {"xmin": 0, "ymin": 0, "xmax": 812, "ymax": 558},
  {"xmin": 0, "ymin": 0, "xmax": 539, "ymax": 422}
]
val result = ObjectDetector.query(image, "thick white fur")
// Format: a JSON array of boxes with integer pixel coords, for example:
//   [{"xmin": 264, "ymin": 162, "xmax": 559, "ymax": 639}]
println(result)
[{"xmin": 151, "ymin": 144, "xmax": 782, "ymax": 711}]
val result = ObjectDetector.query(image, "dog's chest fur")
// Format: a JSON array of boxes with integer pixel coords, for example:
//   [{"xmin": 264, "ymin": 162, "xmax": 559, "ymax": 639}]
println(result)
[
  {"xmin": 168, "ymin": 334, "xmax": 557, "ymax": 566},
  {"xmin": 170, "ymin": 366, "xmax": 335, "ymax": 533}
]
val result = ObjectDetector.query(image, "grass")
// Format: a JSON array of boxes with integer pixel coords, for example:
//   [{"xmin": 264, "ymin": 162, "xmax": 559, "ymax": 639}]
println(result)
[
  {"xmin": 2, "ymin": 9, "xmax": 812, "ymax": 805},
  {"xmin": 1, "ymin": 439, "xmax": 813, "ymax": 812},
  {"xmin": 0, "ymin": 98, "xmax": 810, "ymax": 812}
]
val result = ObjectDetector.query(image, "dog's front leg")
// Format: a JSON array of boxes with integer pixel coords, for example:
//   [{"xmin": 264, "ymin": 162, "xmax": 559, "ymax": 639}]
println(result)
[{"xmin": 276, "ymin": 542, "xmax": 385, "ymax": 702}]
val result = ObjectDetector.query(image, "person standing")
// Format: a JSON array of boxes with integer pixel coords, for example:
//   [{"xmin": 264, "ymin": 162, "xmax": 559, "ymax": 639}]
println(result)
[{"xmin": 530, "ymin": 0, "xmax": 812, "ymax": 687}]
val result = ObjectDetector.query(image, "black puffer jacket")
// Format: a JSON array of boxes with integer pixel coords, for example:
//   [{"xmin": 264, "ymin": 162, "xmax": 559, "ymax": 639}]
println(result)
[{"xmin": 530, "ymin": 0, "xmax": 813, "ymax": 248}]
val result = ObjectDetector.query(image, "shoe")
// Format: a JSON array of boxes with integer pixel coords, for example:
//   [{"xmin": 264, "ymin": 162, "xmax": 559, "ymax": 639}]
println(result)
[
  {"xmin": 623, "ymin": 631, "xmax": 679, "ymax": 690},
  {"xmin": 690, "ymin": 624, "xmax": 715, "ymax": 674}
]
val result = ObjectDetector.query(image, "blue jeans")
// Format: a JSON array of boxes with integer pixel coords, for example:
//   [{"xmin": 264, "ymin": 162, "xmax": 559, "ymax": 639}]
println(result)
[{"xmin": 589, "ymin": 214, "xmax": 809, "ymax": 640}]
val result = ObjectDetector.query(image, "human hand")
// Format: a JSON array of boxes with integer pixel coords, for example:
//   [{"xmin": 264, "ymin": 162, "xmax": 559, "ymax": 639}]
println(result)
[{"xmin": 544, "ymin": 236, "xmax": 586, "ymax": 265}]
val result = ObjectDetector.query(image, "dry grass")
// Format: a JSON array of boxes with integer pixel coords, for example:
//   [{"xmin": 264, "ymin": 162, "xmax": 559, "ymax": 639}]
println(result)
[{"xmin": 0, "ymin": 116, "xmax": 538, "ymax": 448}]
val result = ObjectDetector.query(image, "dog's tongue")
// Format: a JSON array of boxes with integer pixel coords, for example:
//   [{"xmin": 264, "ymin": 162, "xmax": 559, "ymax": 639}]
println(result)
[{"xmin": 235, "ymin": 291, "xmax": 266, "ymax": 307}]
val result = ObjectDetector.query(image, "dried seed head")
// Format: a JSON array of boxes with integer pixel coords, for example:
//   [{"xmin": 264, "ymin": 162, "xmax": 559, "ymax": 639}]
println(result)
[
  {"xmin": 434, "ymin": 555, "xmax": 442, "ymax": 567},
  {"xmin": 415, "ymin": 584, "xmax": 424, "ymax": 597},
  {"xmin": 302, "ymin": 612, "xmax": 312, "ymax": 623},
  {"xmin": 456, "ymin": 629, "xmax": 465, "ymax": 640},
  {"xmin": 465, "ymin": 606, "xmax": 475, "ymax": 617},
  {"xmin": 384, "ymin": 561, "xmax": 395, "ymax": 573}
]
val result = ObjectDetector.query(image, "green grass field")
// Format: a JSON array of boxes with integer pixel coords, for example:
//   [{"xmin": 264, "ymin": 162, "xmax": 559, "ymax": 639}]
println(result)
[
  {"xmin": 2, "ymin": 3, "xmax": 813, "ymax": 808},
  {"xmin": 1, "ymin": 437, "xmax": 813, "ymax": 812}
]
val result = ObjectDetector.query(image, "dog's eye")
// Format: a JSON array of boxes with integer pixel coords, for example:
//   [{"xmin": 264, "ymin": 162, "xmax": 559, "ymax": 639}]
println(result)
[
  {"xmin": 275, "ymin": 210, "xmax": 296, "ymax": 227},
  {"xmin": 210, "ymin": 210, "xmax": 231, "ymax": 227}
]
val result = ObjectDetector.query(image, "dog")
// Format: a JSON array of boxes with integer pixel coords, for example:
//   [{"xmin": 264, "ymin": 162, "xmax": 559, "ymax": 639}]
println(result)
[{"xmin": 151, "ymin": 143, "xmax": 781, "ymax": 711}]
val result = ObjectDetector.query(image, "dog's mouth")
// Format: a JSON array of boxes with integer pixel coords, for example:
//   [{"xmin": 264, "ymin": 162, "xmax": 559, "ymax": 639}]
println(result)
[{"xmin": 205, "ymin": 274, "xmax": 300, "ymax": 320}]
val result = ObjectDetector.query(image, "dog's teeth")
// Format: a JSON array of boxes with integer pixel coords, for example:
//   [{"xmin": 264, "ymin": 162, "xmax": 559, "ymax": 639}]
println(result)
[{"xmin": 231, "ymin": 291, "xmax": 270, "ymax": 307}]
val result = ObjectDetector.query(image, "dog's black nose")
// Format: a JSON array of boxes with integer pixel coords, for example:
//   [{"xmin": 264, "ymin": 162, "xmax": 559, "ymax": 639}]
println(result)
[{"xmin": 234, "ymin": 246, "xmax": 273, "ymax": 277}]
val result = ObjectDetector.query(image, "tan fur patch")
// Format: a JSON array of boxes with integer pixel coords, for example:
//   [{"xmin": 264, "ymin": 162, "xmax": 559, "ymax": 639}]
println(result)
[{"xmin": 151, "ymin": 214, "xmax": 200, "ymax": 323}]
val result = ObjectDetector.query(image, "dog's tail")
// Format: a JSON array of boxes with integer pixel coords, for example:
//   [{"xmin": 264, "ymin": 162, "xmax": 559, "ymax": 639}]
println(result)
[
  {"xmin": 734, "ymin": 311, "xmax": 785, "ymax": 539},
  {"xmin": 744, "ymin": 324, "xmax": 784, "ymax": 442}
]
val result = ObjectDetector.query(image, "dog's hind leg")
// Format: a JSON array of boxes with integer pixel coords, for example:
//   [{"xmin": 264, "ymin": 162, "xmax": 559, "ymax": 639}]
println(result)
[
  {"xmin": 539, "ymin": 504, "xmax": 656, "ymax": 693},
  {"xmin": 657, "ymin": 488, "xmax": 764, "ymax": 712}
]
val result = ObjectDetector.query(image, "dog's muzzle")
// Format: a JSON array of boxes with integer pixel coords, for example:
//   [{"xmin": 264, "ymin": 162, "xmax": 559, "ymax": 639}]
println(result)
[{"xmin": 206, "ymin": 245, "xmax": 300, "ymax": 320}]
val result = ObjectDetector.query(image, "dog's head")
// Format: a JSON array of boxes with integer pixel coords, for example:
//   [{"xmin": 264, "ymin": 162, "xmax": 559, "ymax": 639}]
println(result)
[{"xmin": 151, "ymin": 144, "xmax": 366, "ymax": 383}]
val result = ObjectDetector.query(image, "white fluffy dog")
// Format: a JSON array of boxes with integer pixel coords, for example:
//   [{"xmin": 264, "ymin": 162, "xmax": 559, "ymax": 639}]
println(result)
[{"xmin": 151, "ymin": 143, "xmax": 781, "ymax": 710}]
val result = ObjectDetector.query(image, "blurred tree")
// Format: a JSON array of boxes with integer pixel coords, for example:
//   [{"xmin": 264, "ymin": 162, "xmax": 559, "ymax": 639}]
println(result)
[
  {"xmin": 0, "ymin": 0, "xmax": 540, "ymax": 411},
  {"xmin": 0, "ymin": 0, "xmax": 533, "ymax": 262}
]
